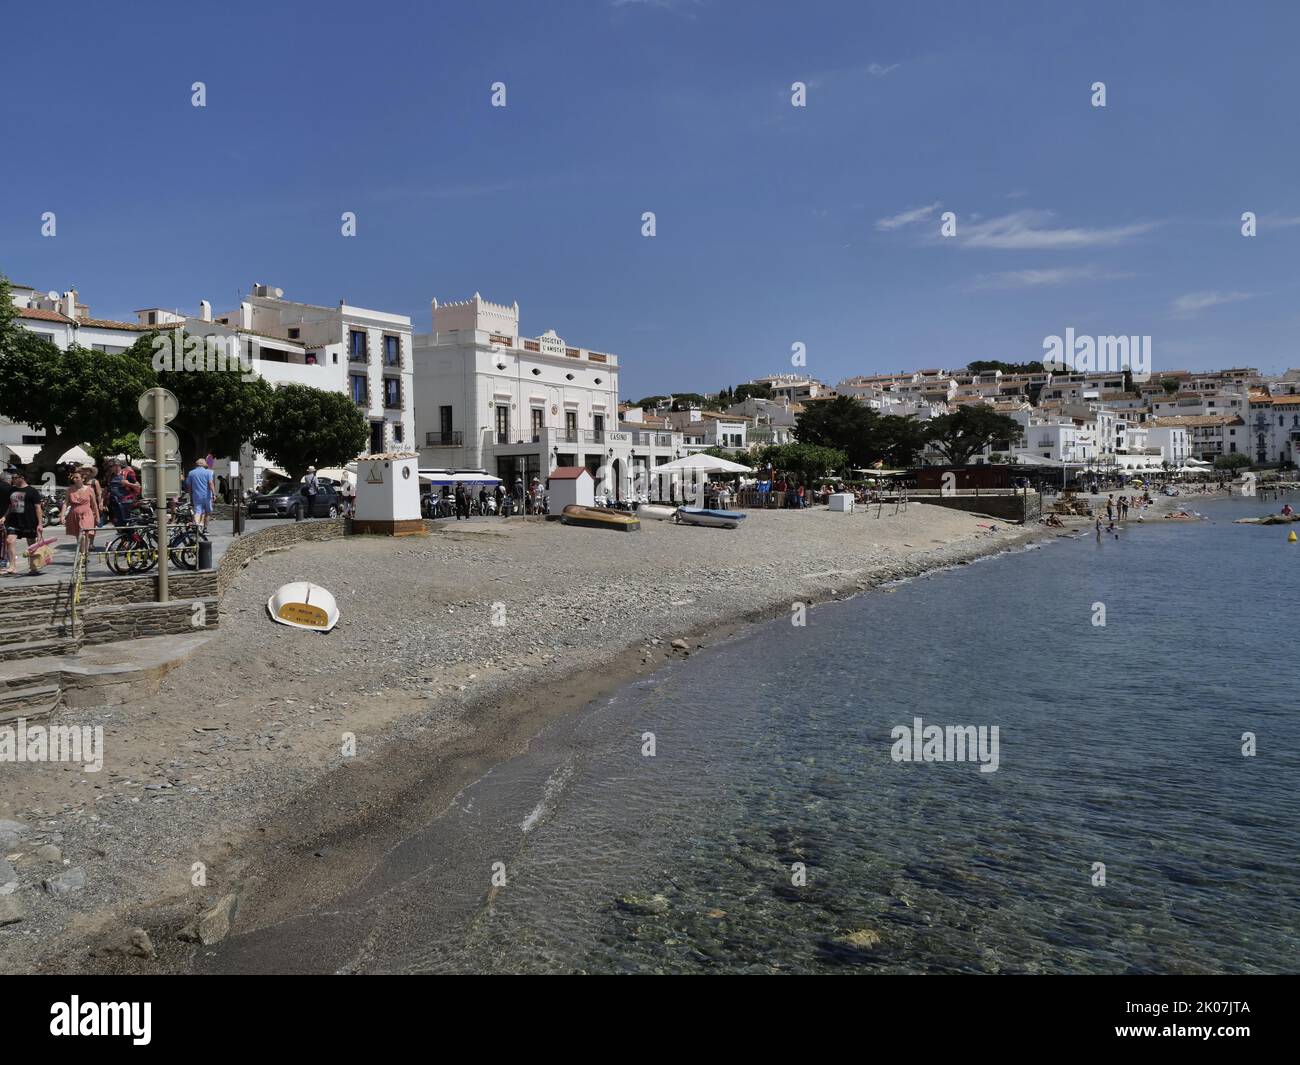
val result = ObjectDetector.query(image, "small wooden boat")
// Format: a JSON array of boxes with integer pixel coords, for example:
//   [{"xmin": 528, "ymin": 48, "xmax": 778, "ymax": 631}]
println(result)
[
  {"xmin": 676, "ymin": 507, "xmax": 746, "ymax": 529},
  {"xmin": 267, "ymin": 581, "xmax": 340, "ymax": 632},
  {"xmin": 561, "ymin": 505, "xmax": 641, "ymax": 532},
  {"xmin": 637, "ymin": 504, "xmax": 679, "ymax": 522}
]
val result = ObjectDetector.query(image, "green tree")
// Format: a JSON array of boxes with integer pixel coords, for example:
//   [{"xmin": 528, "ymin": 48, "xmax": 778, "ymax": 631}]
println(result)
[
  {"xmin": 632, "ymin": 395, "xmax": 669, "ymax": 409},
  {"xmin": 0, "ymin": 333, "xmax": 156, "ymax": 475},
  {"xmin": 1160, "ymin": 378, "xmax": 1181, "ymax": 395},
  {"xmin": 734, "ymin": 382, "xmax": 773, "ymax": 402},
  {"xmin": 925, "ymin": 406, "xmax": 1024, "ymax": 465},
  {"xmin": 255, "ymin": 383, "xmax": 369, "ymax": 480},
  {"xmin": 751, "ymin": 442, "xmax": 846, "ymax": 482},
  {"xmin": 0, "ymin": 273, "xmax": 18, "ymax": 354},
  {"xmin": 877, "ymin": 414, "xmax": 930, "ymax": 468},
  {"xmin": 1213, "ymin": 452, "xmax": 1251, "ymax": 471},
  {"xmin": 793, "ymin": 395, "xmax": 878, "ymax": 464}
]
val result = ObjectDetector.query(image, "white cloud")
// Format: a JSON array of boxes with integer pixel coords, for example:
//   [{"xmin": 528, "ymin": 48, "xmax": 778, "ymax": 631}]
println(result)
[
  {"xmin": 876, "ymin": 201, "xmax": 941, "ymax": 231},
  {"xmin": 1169, "ymin": 290, "xmax": 1253, "ymax": 317},
  {"xmin": 959, "ymin": 209, "xmax": 1157, "ymax": 250},
  {"xmin": 966, "ymin": 266, "xmax": 1134, "ymax": 290},
  {"xmin": 867, "ymin": 62, "xmax": 900, "ymax": 77}
]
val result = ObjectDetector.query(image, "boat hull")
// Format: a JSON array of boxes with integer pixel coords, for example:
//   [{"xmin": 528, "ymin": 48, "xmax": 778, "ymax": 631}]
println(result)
[
  {"xmin": 560, "ymin": 505, "xmax": 641, "ymax": 531},
  {"xmin": 676, "ymin": 507, "xmax": 746, "ymax": 529},
  {"xmin": 267, "ymin": 581, "xmax": 340, "ymax": 632},
  {"xmin": 637, "ymin": 504, "xmax": 679, "ymax": 522}
]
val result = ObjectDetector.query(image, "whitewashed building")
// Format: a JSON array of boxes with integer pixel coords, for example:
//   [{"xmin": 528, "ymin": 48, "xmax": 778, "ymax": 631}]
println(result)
[{"xmin": 412, "ymin": 294, "xmax": 680, "ymax": 500}]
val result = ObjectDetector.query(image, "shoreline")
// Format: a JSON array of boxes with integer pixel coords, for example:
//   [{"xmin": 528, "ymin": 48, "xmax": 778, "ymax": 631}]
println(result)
[{"xmin": 0, "ymin": 506, "xmax": 1098, "ymax": 973}]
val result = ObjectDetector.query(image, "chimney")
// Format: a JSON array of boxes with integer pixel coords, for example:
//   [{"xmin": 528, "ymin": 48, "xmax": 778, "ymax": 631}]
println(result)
[
  {"xmin": 199, "ymin": 299, "xmax": 212, "ymax": 322},
  {"xmin": 62, "ymin": 290, "xmax": 76, "ymax": 318},
  {"xmin": 239, "ymin": 301, "xmax": 252, "ymax": 331}
]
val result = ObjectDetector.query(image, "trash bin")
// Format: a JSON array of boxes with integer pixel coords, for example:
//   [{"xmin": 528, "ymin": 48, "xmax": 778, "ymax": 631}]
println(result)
[{"xmin": 198, "ymin": 540, "xmax": 213, "ymax": 570}]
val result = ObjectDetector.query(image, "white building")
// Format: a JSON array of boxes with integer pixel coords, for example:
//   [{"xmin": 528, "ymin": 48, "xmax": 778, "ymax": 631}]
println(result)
[
  {"xmin": 4, "ymin": 281, "xmax": 413, "ymax": 483},
  {"xmin": 1144, "ymin": 425, "xmax": 1190, "ymax": 466},
  {"xmin": 412, "ymin": 294, "xmax": 680, "ymax": 501},
  {"xmin": 1246, "ymin": 391, "xmax": 1300, "ymax": 466}
]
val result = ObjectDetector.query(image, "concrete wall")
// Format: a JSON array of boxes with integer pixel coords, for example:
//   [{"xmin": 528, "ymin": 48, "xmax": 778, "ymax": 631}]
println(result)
[{"xmin": 920, "ymin": 493, "xmax": 1041, "ymax": 523}]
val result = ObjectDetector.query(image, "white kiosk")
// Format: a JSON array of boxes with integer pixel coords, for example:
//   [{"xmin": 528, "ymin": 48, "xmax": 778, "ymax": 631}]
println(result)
[
  {"xmin": 548, "ymin": 466, "xmax": 595, "ymax": 510},
  {"xmin": 352, "ymin": 451, "xmax": 426, "ymax": 536}
]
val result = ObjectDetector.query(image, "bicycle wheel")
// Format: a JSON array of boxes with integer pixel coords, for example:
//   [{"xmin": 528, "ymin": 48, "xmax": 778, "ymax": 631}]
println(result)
[
  {"xmin": 125, "ymin": 532, "xmax": 159, "ymax": 573},
  {"xmin": 103, "ymin": 533, "xmax": 133, "ymax": 575},
  {"xmin": 169, "ymin": 527, "xmax": 202, "ymax": 570}
]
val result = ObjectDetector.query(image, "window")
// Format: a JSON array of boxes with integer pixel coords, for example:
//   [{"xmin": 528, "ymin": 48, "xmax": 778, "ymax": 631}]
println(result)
[
  {"xmin": 440, "ymin": 406, "xmax": 453, "ymax": 437},
  {"xmin": 496, "ymin": 405, "xmax": 510, "ymax": 444},
  {"xmin": 593, "ymin": 414, "xmax": 605, "ymax": 440},
  {"xmin": 349, "ymin": 374, "xmax": 368, "ymax": 406},
  {"xmin": 383, "ymin": 378, "xmax": 401, "ymax": 409},
  {"xmin": 565, "ymin": 411, "xmax": 577, "ymax": 438},
  {"xmin": 383, "ymin": 334, "xmax": 400, "ymax": 366},
  {"xmin": 393, "ymin": 422, "xmax": 404, "ymax": 443},
  {"xmin": 531, "ymin": 408, "xmax": 544, "ymax": 440},
  {"xmin": 349, "ymin": 330, "xmax": 367, "ymax": 361},
  {"xmin": 288, "ymin": 327, "xmax": 300, "ymax": 340}
]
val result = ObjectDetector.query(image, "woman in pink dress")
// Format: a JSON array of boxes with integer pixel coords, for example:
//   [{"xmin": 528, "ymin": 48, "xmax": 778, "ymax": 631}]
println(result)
[{"xmin": 63, "ymin": 471, "xmax": 99, "ymax": 552}]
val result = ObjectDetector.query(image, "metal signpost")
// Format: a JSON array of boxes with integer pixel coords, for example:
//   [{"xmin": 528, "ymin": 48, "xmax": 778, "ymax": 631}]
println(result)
[{"xmin": 137, "ymin": 388, "xmax": 179, "ymax": 603}]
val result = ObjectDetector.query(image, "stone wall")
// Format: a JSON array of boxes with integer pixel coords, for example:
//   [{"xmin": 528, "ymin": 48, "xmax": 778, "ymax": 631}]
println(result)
[
  {"xmin": 216, "ymin": 518, "xmax": 348, "ymax": 595},
  {"xmin": 921, "ymin": 493, "xmax": 1041, "ymax": 523},
  {"xmin": 81, "ymin": 597, "xmax": 219, "ymax": 643},
  {"xmin": 86, "ymin": 570, "xmax": 218, "ymax": 606}
]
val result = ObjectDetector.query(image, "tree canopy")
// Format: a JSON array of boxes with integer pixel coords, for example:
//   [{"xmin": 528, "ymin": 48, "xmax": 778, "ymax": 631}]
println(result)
[
  {"xmin": 792, "ymin": 395, "xmax": 929, "ymax": 469},
  {"xmin": 0, "ymin": 332, "xmax": 156, "ymax": 474},
  {"xmin": 255, "ymin": 383, "xmax": 369, "ymax": 480},
  {"xmin": 751, "ymin": 442, "xmax": 847, "ymax": 482},
  {"xmin": 924, "ymin": 406, "xmax": 1024, "ymax": 464}
]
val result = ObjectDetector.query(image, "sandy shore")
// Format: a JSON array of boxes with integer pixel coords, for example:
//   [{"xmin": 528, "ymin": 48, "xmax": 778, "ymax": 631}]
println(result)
[{"xmin": 1, "ymin": 503, "xmax": 1054, "ymax": 972}]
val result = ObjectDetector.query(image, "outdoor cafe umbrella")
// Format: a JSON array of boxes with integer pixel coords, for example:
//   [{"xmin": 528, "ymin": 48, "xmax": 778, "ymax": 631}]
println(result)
[{"xmin": 651, "ymin": 453, "xmax": 753, "ymax": 508}]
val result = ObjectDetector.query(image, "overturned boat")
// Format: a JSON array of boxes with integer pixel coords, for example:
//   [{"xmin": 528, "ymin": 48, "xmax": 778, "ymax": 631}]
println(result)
[
  {"xmin": 676, "ymin": 507, "xmax": 746, "ymax": 529},
  {"xmin": 267, "ymin": 581, "xmax": 340, "ymax": 632},
  {"xmin": 637, "ymin": 504, "xmax": 679, "ymax": 522},
  {"xmin": 560, "ymin": 505, "xmax": 641, "ymax": 532}
]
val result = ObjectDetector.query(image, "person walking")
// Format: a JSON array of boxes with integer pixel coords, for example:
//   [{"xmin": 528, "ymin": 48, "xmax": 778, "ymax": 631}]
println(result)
[
  {"xmin": 1105, "ymin": 494, "xmax": 1115, "ymax": 521},
  {"xmin": 185, "ymin": 459, "xmax": 215, "ymax": 531},
  {"xmin": 0, "ymin": 470, "xmax": 13, "ymax": 574},
  {"xmin": 3, "ymin": 471, "xmax": 45, "ymax": 576},
  {"xmin": 299, "ymin": 466, "xmax": 320, "ymax": 521},
  {"xmin": 63, "ymin": 470, "xmax": 99, "ymax": 555}
]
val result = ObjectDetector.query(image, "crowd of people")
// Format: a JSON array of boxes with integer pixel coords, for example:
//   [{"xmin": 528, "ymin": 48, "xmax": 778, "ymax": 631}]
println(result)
[{"xmin": 0, "ymin": 456, "xmax": 226, "ymax": 576}]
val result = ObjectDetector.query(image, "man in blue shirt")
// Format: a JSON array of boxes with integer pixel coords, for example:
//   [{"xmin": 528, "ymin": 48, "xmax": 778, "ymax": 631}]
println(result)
[{"xmin": 184, "ymin": 459, "xmax": 215, "ymax": 530}]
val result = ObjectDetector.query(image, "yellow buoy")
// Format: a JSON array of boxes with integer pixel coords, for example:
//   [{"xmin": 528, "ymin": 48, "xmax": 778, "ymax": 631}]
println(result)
[{"xmin": 1289, "ymin": 531, "xmax": 1298, "ymax": 543}]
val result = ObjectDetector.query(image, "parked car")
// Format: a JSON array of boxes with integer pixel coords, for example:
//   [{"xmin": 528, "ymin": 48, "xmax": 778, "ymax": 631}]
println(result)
[{"xmin": 248, "ymin": 482, "xmax": 342, "ymax": 519}]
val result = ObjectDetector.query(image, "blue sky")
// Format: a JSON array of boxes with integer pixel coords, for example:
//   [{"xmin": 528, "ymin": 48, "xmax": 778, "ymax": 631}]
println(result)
[{"xmin": 4, "ymin": 0, "xmax": 1300, "ymax": 397}]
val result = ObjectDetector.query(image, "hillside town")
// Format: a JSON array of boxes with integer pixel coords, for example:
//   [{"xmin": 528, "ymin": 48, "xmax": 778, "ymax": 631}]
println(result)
[{"xmin": 4, "ymin": 280, "xmax": 1298, "ymax": 506}]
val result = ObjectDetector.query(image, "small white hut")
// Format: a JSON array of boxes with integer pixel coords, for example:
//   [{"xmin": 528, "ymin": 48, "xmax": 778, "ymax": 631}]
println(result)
[{"xmin": 548, "ymin": 466, "xmax": 594, "ymax": 509}]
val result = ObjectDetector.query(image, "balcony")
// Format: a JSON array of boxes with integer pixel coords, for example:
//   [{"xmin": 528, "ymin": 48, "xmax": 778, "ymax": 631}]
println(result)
[{"xmin": 425, "ymin": 431, "xmax": 463, "ymax": 447}]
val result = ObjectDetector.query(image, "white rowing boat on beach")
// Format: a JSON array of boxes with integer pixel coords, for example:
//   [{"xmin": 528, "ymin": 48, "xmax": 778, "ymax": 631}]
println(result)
[
  {"xmin": 676, "ymin": 507, "xmax": 746, "ymax": 529},
  {"xmin": 637, "ymin": 504, "xmax": 679, "ymax": 522},
  {"xmin": 267, "ymin": 581, "xmax": 340, "ymax": 632}
]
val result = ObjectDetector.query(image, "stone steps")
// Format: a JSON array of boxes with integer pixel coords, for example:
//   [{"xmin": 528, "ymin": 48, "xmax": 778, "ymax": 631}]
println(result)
[
  {"xmin": 0, "ymin": 684, "xmax": 61, "ymax": 724},
  {"xmin": 0, "ymin": 635, "xmax": 81, "ymax": 662}
]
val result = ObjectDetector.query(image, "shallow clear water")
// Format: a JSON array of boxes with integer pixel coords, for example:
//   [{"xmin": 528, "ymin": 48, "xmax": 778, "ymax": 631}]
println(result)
[{"xmin": 417, "ymin": 497, "xmax": 1300, "ymax": 973}]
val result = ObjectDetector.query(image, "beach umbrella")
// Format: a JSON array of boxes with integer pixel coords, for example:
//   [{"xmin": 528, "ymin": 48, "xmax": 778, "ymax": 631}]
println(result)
[{"xmin": 652, "ymin": 453, "xmax": 752, "ymax": 508}]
